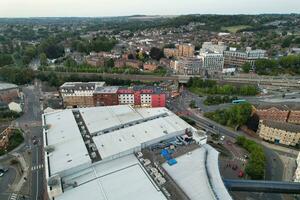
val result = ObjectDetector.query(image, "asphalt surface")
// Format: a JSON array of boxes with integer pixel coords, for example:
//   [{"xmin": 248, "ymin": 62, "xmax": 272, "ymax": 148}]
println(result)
[
  {"xmin": 17, "ymin": 83, "xmax": 44, "ymax": 200},
  {"xmin": 0, "ymin": 167, "xmax": 17, "ymax": 198}
]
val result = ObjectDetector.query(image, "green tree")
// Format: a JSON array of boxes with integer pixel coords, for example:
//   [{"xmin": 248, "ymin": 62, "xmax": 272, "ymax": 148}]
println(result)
[
  {"xmin": 39, "ymin": 53, "xmax": 47, "ymax": 66},
  {"xmin": 242, "ymin": 62, "xmax": 251, "ymax": 73},
  {"xmin": 150, "ymin": 47, "xmax": 164, "ymax": 60},
  {"xmin": 189, "ymin": 100, "xmax": 197, "ymax": 108},
  {"xmin": 0, "ymin": 54, "xmax": 13, "ymax": 67},
  {"xmin": 105, "ymin": 58, "xmax": 114, "ymax": 68}
]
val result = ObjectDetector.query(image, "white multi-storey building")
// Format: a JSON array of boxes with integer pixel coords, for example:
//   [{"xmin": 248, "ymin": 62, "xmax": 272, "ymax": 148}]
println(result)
[
  {"xmin": 170, "ymin": 57, "xmax": 203, "ymax": 75},
  {"xmin": 224, "ymin": 47, "xmax": 267, "ymax": 68},
  {"xmin": 141, "ymin": 94, "xmax": 152, "ymax": 107},
  {"xmin": 200, "ymin": 42, "xmax": 227, "ymax": 54},
  {"xmin": 200, "ymin": 52, "xmax": 224, "ymax": 71},
  {"xmin": 118, "ymin": 93, "xmax": 135, "ymax": 105}
]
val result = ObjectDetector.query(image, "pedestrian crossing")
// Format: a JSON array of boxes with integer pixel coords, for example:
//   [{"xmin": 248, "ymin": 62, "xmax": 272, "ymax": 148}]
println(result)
[
  {"xmin": 10, "ymin": 193, "xmax": 18, "ymax": 200},
  {"xmin": 31, "ymin": 164, "xmax": 44, "ymax": 171},
  {"xmin": 235, "ymin": 157, "xmax": 246, "ymax": 162}
]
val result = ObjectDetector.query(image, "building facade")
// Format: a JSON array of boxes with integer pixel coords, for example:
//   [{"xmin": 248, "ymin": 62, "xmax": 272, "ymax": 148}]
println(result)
[
  {"xmin": 200, "ymin": 53, "xmax": 224, "ymax": 72},
  {"xmin": 177, "ymin": 44, "xmax": 195, "ymax": 57},
  {"xmin": 60, "ymin": 82, "xmax": 106, "ymax": 108},
  {"xmin": 171, "ymin": 57, "xmax": 203, "ymax": 75},
  {"xmin": 200, "ymin": 42, "xmax": 227, "ymax": 54},
  {"xmin": 163, "ymin": 44, "xmax": 195, "ymax": 58},
  {"xmin": 60, "ymin": 82, "xmax": 166, "ymax": 108},
  {"xmin": 93, "ymin": 86, "xmax": 119, "ymax": 106},
  {"xmin": 224, "ymin": 47, "xmax": 267, "ymax": 68},
  {"xmin": 258, "ymin": 120, "xmax": 300, "ymax": 146}
]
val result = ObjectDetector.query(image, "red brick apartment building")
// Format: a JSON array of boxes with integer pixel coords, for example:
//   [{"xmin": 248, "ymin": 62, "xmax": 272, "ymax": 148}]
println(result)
[
  {"xmin": 93, "ymin": 86, "xmax": 119, "ymax": 106},
  {"xmin": 255, "ymin": 107, "xmax": 290, "ymax": 122},
  {"xmin": 60, "ymin": 82, "xmax": 166, "ymax": 108}
]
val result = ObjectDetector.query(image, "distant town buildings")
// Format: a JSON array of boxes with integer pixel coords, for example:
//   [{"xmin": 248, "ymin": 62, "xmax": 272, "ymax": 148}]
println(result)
[
  {"xmin": 164, "ymin": 44, "xmax": 195, "ymax": 58},
  {"xmin": 85, "ymin": 56, "xmax": 105, "ymax": 67},
  {"xmin": 200, "ymin": 42, "xmax": 227, "ymax": 54},
  {"xmin": 200, "ymin": 52, "xmax": 224, "ymax": 72},
  {"xmin": 224, "ymin": 47, "xmax": 267, "ymax": 68},
  {"xmin": 143, "ymin": 60, "xmax": 158, "ymax": 72},
  {"xmin": 60, "ymin": 82, "xmax": 166, "ymax": 108},
  {"xmin": 125, "ymin": 60, "xmax": 143, "ymax": 69},
  {"xmin": 170, "ymin": 57, "xmax": 203, "ymax": 75},
  {"xmin": 257, "ymin": 120, "xmax": 300, "ymax": 147}
]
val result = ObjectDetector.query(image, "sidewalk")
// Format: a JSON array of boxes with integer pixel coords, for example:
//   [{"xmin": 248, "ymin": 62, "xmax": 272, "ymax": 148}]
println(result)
[{"xmin": 9, "ymin": 153, "xmax": 30, "ymax": 193}]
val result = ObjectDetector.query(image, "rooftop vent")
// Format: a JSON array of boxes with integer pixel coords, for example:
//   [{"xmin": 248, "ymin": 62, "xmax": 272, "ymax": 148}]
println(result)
[
  {"xmin": 45, "ymin": 145, "xmax": 55, "ymax": 153},
  {"xmin": 48, "ymin": 176, "xmax": 60, "ymax": 187}
]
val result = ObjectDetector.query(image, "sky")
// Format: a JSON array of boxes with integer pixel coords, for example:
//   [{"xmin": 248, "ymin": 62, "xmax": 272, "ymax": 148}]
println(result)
[{"xmin": 0, "ymin": 0, "xmax": 300, "ymax": 18}]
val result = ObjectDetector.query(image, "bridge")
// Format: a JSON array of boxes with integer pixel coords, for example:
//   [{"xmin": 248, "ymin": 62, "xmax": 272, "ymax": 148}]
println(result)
[{"xmin": 224, "ymin": 179, "xmax": 300, "ymax": 194}]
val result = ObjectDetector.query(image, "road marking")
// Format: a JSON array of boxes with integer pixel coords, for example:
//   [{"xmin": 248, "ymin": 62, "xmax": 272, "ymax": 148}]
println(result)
[
  {"xmin": 9, "ymin": 193, "xmax": 18, "ymax": 200},
  {"xmin": 35, "ymin": 150, "xmax": 39, "ymax": 200},
  {"xmin": 31, "ymin": 164, "xmax": 44, "ymax": 171}
]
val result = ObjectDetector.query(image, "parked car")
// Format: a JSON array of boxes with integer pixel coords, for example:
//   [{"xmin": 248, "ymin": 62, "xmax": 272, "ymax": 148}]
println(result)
[{"xmin": 0, "ymin": 168, "xmax": 8, "ymax": 177}]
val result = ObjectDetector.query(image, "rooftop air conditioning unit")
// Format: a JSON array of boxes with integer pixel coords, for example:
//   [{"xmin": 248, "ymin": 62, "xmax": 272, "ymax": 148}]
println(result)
[
  {"xmin": 43, "ymin": 124, "xmax": 51, "ymax": 130},
  {"xmin": 48, "ymin": 175, "xmax": 60, "ymax": 187},
  {"xmin": 45, "ymin": 145, "xmax": 55, "ymax": 153},
  {"xmin": 91, "ymin": 152, "xmax": 97, "ymax": 159}
]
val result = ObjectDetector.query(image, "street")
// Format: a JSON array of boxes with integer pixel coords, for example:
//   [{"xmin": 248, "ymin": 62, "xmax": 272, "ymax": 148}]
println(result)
[{"xmin": 0, "ymin": 81, "xmax": 44, "ymax": 200}]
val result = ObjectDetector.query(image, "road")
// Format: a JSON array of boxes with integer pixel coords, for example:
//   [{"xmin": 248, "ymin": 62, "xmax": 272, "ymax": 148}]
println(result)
[
  {"xmin": 0, "ymin": 167, "xmax": 17, "ymax": 200},
  {"xmin": 15, "ymin": 82, "xmax": 44, "ymax": 200}
]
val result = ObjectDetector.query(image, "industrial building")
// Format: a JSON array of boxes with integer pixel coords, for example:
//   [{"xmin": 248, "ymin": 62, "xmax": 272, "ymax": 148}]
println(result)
[{"xmin": 43, "ymin": 105, "xmax": 214, "ymax": 200}]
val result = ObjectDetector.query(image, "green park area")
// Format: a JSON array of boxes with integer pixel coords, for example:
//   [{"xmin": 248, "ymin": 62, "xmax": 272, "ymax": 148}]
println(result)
[
  {"xmin": 221, "ymin": 25, "xmax": 252, "ymax": 33},
  {"xmin": 204, "ymin": 103, "xmax": 252, "ymax": 128},
  {"xmin": 204, "ymin": 95, "xmax": 238, "ymax": 106},
  {"xmin": 187, "ymin": 78, "xmax": 258, "ymax": 96}
]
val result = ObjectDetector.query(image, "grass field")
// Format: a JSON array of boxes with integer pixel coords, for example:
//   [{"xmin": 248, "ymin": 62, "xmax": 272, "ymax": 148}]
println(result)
[{"xmin": 221, "ymin": 25, "xmax": 252, "ymax": 33}]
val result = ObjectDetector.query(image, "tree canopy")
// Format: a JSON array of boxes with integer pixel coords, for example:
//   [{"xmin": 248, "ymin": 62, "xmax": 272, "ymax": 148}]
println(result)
[{"xmin": 204, "ymin": 103, "xmax": 253, "ymax": 128}]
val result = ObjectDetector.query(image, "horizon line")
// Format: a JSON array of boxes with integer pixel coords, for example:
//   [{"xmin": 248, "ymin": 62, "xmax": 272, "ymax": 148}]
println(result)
[{"xmin": 0, "ymin": 12, "xmax": 299, "ymax": 19}]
